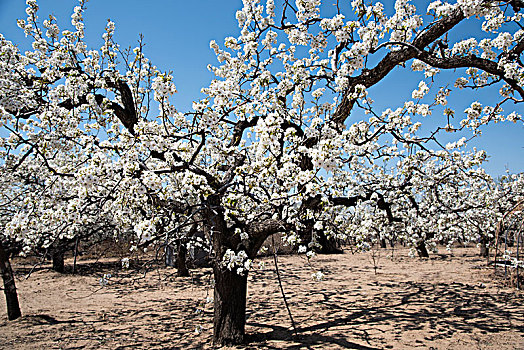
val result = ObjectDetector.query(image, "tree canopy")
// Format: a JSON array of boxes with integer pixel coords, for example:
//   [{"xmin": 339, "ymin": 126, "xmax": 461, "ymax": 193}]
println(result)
[{"xmin": 1, "ymin": 0, "xmax": 524, "ymax": 344}]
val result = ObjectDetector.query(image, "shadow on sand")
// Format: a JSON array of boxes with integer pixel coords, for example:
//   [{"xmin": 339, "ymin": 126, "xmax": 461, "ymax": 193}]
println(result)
[{"xmin": 245, "ymin": 279, "xmax": 522, "ymax": 349}]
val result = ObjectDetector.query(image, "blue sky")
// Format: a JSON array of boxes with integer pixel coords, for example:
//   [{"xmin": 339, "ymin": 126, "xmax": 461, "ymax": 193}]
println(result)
[{"xmin": 0, "ymin": 0, "xmax": 522, "ymax": 176}]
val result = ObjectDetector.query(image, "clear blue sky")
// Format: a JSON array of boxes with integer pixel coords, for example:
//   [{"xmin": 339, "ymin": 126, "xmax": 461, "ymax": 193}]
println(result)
[{"xmin": 0, "ymin": 0, "xmax": 522, "ymax": 176}]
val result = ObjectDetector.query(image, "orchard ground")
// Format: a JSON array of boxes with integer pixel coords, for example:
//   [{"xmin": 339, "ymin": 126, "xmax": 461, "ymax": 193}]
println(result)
[{"xmin": 1, "ymin": 247, "xmax": 523, "ymax": 349}]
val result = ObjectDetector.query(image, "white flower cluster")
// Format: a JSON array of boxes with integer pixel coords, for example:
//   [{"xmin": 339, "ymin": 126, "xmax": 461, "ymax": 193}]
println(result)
[
  {"xmin": 411, "ymin": 81, "xmax": 429, "ymax": 100},
  {"xmin": 134, "ymin": 220, "xmax": 157, "ymax": 243},
  {"xmin": 121, "ymin": 258, "xmax": 130, "ymax": 269},
  {"xmin": 1, "ymin": 0, "xmax": 523, "ymax": 294},
  {"xmin": 311, "ymin": 271, "xmax": 324, "ymax": 281},
  {"xmin": 427, "ymin": 1, "xmax": 456, "ymax": 18},
  {"xmin": 221, "ymin": 249, "xmax": 253, "ymax": 276},
  {"xmin": 99, "ymin": 273, "xmax": 112, "ymax": 287}
]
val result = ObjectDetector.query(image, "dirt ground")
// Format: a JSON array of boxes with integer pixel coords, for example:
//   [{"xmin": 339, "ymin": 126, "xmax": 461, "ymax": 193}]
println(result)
[{"xmin": 0, "ymin": 247, "xmax": 523, "ymax": 350}]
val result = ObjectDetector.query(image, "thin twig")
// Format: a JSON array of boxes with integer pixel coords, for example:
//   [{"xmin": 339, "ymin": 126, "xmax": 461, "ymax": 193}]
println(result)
[{"xmin": 271, "ymin": 235, "xmax": 298, "ymax": 337}]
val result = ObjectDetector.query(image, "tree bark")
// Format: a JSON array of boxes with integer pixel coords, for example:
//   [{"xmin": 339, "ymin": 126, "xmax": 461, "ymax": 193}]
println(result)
[
  {"xmin": 299, "ymin": 219, "xmax": 342, "ymax": 254},
  {"xmin": 213, "ymin": 262, "xmax": 248, "ymax": 345},
  {"xmin": 72, "ymin": 237, "xmax": 79, "ymax": 274},
  {"xmin": 317, "ymin": 230, "xmax": 343, "ymax": 254},
  {"xmin": 176, "ymin": 241, "xmax": 189, "ymax": 277},
  {"xmin": 479, "ymin": 236, "xmax": 490, "ymax": 258},
  {"xmin": 0, "ymin": 241, "xmax": 22, "ymax": 320},
  {"xmin": 205, "ymin": 194, "xmax": 286, "ymax": 345},
  {"xmin": 480, "ymin": 244, "xmax": 489, "ymax": 258},
  {"xmin": 416, "ymin": 242, "xmax": 429, "ymax": 258},
  {"xmin": 52, "ymin": 250, "xmax": 65, "ymax": 273},
  {"xmin": 165, "ymin": 244, "xmax": 175, "ymax": 267},
  {"xmin": 205, "ymin": 194, "xmax": 248, "ymax": 345}
]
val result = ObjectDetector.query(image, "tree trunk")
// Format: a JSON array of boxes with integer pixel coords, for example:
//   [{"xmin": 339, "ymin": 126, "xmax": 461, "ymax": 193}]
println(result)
[
  {"xmin": 213, "ymin": 263, "xmax": 248, "ymax": 345},
  {"xmin": 52, "ymin": 250, "xmax": 65, "ymax": 273},
  {"xmin": 317, "ymin": 230, "xmax": 343, "ymax": 254},
  {"xmin": 0, "ymin": 241, "xmax": 22, "ymax": 320},
  {"xmin": 480, "ymin": 244, "xmax": 489, "ymax": 258},
  {"xmin": 416, "ymin": 242, "xmax": 429, "ymax": 258},
  {"xmin": 380, "ymin": 238, "xmax": 387, "ymax": 249},
  {"xmin": 300, "ymin": 220, "xmax": 342, "ymax": 254},
  {"xmin": 479, "ymin": 236, "xmax": 490, "ymax": 258},
  {"xmin": 165, "ymin": 244, "xmax": 175, "ymax": 267},
  {"xmin": 176, "ymin": 242, "xmax": 189, "ymax": 277},
  {"xmin": 204, "ymin": 194, "xmax": 247, "ymax": 345},
  {"xmin": 72, "ymin": 237, "xmax": 79, "ymax": 274}
]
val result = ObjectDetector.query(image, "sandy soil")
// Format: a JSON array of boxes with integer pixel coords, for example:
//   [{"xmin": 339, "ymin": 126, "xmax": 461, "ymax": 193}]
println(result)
[{"xmin": 0, "ymin": 247, "xmax": 523, "ymax": 349}]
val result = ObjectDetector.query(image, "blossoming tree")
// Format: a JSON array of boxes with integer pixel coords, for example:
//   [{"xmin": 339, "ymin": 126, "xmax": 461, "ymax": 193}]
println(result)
[{"xmin": 1, "ymin": 0, "xmax": 524, "ymax": 345}]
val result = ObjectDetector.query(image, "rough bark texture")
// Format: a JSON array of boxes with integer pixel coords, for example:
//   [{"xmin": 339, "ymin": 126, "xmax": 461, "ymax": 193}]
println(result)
[
  {"xmin": 0, "ymin": 241, "xmax": 22, "ymax": 320},
  {"xmin": 52, "ymin": 250, "xmax": 65, "ymax": 273},
  {"xmin": 205, "ymin": 194, "xmax": 248, "ymax": 345},
  {"xmin": 297, "ymin": 196, "xmax": 343, "ymax": 254},
  {"xmin": 204, "ymin": 192, "xmax": 286, "ymax": 345},
  {"xmin": 213, "ymin": 262, "xmax": 248, "ymax": 345}
]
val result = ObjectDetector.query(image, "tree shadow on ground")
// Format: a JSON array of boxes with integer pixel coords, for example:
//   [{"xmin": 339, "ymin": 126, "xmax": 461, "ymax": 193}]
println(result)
[
  {"xmin": 13, "ymin": 259, "xmax": 119, "ymax": 276},
  {"xmin": 5, "ymin": 250, "xmax": 523, "ymax": 349},
  {"xmin": 9, "ymin": 314, "xmax": 80, "ymax": 326},
  {"xmin": 246, "ymin": 279, "xmax": 523, "ymax": 349},
  {"xmin": 4, "ymin": 297, "xmax": 214, "ymax": 349}
]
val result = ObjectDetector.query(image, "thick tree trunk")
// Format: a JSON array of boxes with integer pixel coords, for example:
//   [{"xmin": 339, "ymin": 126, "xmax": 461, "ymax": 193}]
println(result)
[
  {"xmin": 204, "ymin": 195, "xmax": 284, "ymax": 345},
  {"xmin": 52, "ymin": 250, "xmax": 65, "ymax": 273},
  {"xmin": 0, "ymin": 241, "xmax": 22, "ymax": 320},
  {"xmin": 205, "ymin": 194, "xmax": 248, "ymax": 345},
  {"xmin": 380, "ymin": 238, "xmax": 387, "ymax": 249},
  {"xmin": 416, "ymin": 242, "xmax": 429, "ymax": 258},
  {"xmin": 176, "ymin": 242, "xmax": 189, "ymax": 277},
  {"xmin": 213, "ymin": 263, "xmax": 248, "ymax": 345}
]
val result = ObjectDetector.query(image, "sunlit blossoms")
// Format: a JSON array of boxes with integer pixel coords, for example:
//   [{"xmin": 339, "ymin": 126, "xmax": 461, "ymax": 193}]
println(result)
[{"xmin": 1, "ymin": 0, "xmax": 524, "ymax": 344}]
